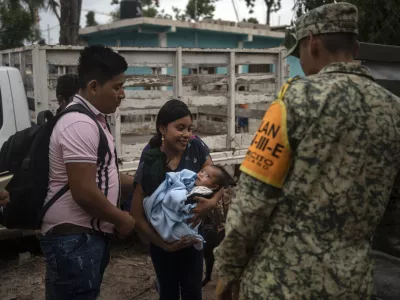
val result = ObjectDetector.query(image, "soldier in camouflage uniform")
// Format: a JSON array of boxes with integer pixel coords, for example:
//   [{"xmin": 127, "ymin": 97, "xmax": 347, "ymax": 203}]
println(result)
[{"xmin": 214, "ymin": 3, "xmax": 400, "ymax": 300}]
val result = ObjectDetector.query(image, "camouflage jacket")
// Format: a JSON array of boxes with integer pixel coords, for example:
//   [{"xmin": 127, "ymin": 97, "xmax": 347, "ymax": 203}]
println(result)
[{"xmin": 214, "ymin": 62, "xmax": 400, "ymax": 299}]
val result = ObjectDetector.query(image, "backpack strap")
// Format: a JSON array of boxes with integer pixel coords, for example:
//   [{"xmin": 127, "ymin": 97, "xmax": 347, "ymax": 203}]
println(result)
[
  {"xmin": 105, "ymin": 119, "xmax": 122, "ymax": 208},
  {"xmin": 40, "ymin": 184, "xmax": 70, "ymax": 217},
  {"xmin": 60, "ymin": 104, "xmax": 110, "ymax": 161},
  {"xmin": 38, "ymin": 104, "xmax": 111, "ymax": 224}
]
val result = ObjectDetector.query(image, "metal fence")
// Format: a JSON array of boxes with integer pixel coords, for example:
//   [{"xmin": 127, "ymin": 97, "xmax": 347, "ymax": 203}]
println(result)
[{"xmin": 0, "ymin": 45, "xmax": 288, "ymax": 170}]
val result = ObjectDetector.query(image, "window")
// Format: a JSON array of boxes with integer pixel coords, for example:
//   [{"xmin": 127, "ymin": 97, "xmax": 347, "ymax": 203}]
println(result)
[
  {"xmin": 248, "ymin": 64, "xmax": 271, "ymax": 73},
  {"xmin": 200, "ymin": 67, "xmax": 216, "ymax": 75}
]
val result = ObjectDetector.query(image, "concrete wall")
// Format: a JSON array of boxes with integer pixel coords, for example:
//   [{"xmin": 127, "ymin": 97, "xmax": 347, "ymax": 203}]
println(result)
[
  {"xmin": 167, "ymin": 29, "xmax": 197, "ymax": 48},
  {"xmin": 244, "ymin": 36, "xmax": 281, "ymax": 49},
  {"xmin": 119, "ymin": 32, "xmax": 159, "ymax": 47}
]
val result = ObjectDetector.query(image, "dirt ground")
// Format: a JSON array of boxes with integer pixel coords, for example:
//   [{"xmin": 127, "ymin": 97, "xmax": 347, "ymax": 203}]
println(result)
[{"xmin": 0, "ymin": 235, "xmax": 218, "ymax": 300}]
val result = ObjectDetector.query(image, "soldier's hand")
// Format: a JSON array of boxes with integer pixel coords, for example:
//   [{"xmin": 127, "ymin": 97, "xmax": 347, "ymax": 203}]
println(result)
[
  {"xmin": 0, "ymin": 190, "xmax": 10, "ymax": 206},
  {"xmin": 216, "ymin": 279, "xmax": 240, "ymax": 300}
]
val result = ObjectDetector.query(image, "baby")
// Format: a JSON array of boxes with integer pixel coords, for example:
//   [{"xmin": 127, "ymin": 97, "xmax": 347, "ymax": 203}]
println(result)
[
  {"xmin": 186, "ymin": 165, "xmax": 234, "ymax": 204},
  {"xmin": 143, "ymin": 165, "xmax": 234, "ymax": 250}
]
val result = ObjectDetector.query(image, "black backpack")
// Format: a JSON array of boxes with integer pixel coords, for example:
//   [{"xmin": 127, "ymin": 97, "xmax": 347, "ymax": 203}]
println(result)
[{"xmin": 0, "ymin": 104, "xmax": 110, "ymax": 230}]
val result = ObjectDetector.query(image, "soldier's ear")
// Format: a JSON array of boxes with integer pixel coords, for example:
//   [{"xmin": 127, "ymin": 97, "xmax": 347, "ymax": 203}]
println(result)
[
  {"xmin": 353, "ymin": 40, "xmax": 360, "ymax": 58},
  {"xmin": 309, "ymin": 34, "xmax": 319, "ymax": 58}
]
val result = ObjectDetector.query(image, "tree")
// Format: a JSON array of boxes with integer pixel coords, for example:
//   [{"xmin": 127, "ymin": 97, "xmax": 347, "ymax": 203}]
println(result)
[
  {"xmin": 111, "ymin": 0, "xmax": 159, "ymax": 18},
  {"xmin": 0, "ymin": 0, "xmax": 42, "ymax": 50},
  {"xmin": 292, "ymin": 0, "xmax": 400, "ymax": 46},
  {"xmin": 110, "ymin": 0, "xmax": 217, "ymax": 22},
  {"xmin": 85, "ymin": 10, "xmax": 98, "ymax": 27},
  {"xmin": 171, "ymin": 7, "xmax": 187, "ymax": 21},
  {"xmin": 157, "ymin": 9, "xmax": 173, "ymax": 20},
  {"xmin": 170, "ymin": 0, "xmax": 218, "ymax": 22},
  {"xmin": 42, "ymin": 0, "xmax": 82, "ymax": 45},
  {"xmin": 293, "ymin": 0, "xmax": 333, "ymax": 17},
  {"xmin": 244, "ymin": 0, "xmax": 281, "ymax": 25},
  {"xmin": 243, "ymin": 17, "xmax": 259, "ymax": 24},
  {"xmin": 110, "ymin": 9, "xmax": 120, "ymax": 22},
  {"xmin": 141, "ymin": 0, "xmax": 159, "ymax": 17},
  {"xmin": 59, "ymin": 0, "xmax": 82, "ymax": 45},
  {"xmin": 185, "ymin": 0, "xmax": 217, "ymax": 21}
]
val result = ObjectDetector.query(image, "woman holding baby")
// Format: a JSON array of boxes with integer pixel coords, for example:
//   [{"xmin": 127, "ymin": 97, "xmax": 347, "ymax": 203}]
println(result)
[{"xmin": 131, "ymin": 99, "xmax": 224, "ymax": 300}]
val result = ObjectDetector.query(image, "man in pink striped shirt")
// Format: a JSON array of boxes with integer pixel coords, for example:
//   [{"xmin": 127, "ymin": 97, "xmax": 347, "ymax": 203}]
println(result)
[{"xmin": 39, "ymin": 45, "xmax": 135, "ymax": 300}]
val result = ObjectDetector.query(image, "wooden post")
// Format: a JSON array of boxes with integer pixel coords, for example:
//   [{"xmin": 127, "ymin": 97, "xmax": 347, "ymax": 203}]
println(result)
[
  {"xmin": 276, "ymin": 48, "xmax": 286, "ymax": 94},
  {"xmin": 32, "ymin": 45, "xmax": 49, "ymax": 117},
  {"xmin": 18, "ymin": 52, "xmax": 22, "ymax": 69},
  {"xmin": 227, "ymin": 51, "xmax": 236, "ymax": 150},
  {"xmin": 110, "ymin": 48, "xmax": 122, "ymax": 157},
  {"xmin": 19, "ymin": 51, "xmax": 26, "ymax": 86},
  {"xmin": 173, "ymin": 47, "xmax": 183, "ymax": 99},
  {"xmin": 110, "ymin": 109, "xmax": 122, "ymax": 158},
  {"xmin": 158, "ymin": 32, "xmax": 168, "ymax": 91}
]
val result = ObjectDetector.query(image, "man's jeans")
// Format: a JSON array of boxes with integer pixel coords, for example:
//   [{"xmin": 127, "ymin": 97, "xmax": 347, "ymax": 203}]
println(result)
[{"xmin": 39, "ymin": 233, "xmax": 111, "ymax": 300}]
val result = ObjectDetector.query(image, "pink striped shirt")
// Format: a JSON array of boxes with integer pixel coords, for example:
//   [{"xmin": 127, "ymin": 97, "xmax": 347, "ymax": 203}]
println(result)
[{"xmin": 41, "ymin": 95, "xmax": 120, "ymax": 234}]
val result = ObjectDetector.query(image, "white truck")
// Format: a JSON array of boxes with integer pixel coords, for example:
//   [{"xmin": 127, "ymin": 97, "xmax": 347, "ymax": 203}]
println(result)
[
  {"xmin": 0, "ymin": 45, "xmax": 290, "ymax": 171},
  {"xmin": 0, "ymin": 67, "xmax": 32, "ymax": 144},
  {"xmin": 0, "ymin": 44, "xmax": 289, "ymax": 238},
  {"xmin": 2, "ymin": 43, "xmax": 397, "ymax": 170}
]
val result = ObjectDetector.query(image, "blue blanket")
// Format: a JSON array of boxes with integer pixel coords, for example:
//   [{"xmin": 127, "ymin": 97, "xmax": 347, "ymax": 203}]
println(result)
[{"xmin": 143, "ymin": 169, "xmax": 204, "ymax": 250}]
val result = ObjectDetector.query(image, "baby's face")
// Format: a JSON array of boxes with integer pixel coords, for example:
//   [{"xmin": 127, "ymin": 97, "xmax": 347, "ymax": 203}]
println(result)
[{"xmin": 195, "ymin": 166, "xmax": 219, "ymax": 189}]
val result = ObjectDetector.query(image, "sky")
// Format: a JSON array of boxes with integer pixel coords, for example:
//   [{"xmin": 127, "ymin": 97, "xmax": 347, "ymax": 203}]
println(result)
[{"xmin": 39, "ymin": 0, "xmax": 296, "ymax": 44}]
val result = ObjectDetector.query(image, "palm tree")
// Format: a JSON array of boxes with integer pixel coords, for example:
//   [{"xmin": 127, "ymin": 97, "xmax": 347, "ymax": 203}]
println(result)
[
  {"xmin": 26, "ymin": 0, "xmax": 83, "ymax": 45},
  {"xmin": 45, "ymin": 0, "xmax": 83, "ymax": 45}
]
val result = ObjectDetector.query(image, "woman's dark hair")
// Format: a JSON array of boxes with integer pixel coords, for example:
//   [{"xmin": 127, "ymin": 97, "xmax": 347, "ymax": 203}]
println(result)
[
  {"xmin": 149, "ymin": 99, "xmax": 192, "ymax": 148},
  {"xmin": 212, "ymin": 165, "xmax": 236, "ymax": 189}
]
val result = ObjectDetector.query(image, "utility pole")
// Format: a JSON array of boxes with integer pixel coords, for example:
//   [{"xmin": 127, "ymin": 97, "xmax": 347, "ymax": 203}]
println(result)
[
  {"xmin": 231, "ymin": 0, "xmax": 239, "ymax": 22},
  {"xmin": 195, "ymin": 0, "xmax": 197, "ymax": 21},
  {"xmin": 47, "ymin": 24, "xmax": 51, "ymax": 44}
]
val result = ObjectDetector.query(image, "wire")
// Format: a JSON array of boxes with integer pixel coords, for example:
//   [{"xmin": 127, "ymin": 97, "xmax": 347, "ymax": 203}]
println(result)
[
  {"xmin": 231, "ymin": 0, "xmax": 240, "ymax": 22},
  {"xmin": 81, "ymin": 8, "xmax": 113, "ymax": 17},
  {"xmin": 40, "ymin": 24, "xmax": 59, "ymax": 32},
  {"xmin": 0, "ymin": 24, "xmax": 60, "ymax": 35}
]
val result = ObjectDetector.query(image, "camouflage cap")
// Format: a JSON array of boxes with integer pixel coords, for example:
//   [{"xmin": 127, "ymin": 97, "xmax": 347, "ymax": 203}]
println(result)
[{"xmin": 286, "ymin": 3, "xmax": 358, "ymax": 58}]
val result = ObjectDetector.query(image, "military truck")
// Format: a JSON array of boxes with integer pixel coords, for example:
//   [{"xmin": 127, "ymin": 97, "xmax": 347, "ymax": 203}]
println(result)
[{"xmin": 356, "ymin": 42, "xmax": 400, "ymax": 300}]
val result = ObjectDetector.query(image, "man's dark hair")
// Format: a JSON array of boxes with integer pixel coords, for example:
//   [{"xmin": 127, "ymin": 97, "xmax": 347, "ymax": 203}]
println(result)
[
  {"xmin": 56, "ymin": 74, "xmax": 79, "ymax": 99},
  {"xmin": 318, "ymin": 33, "xmax": 358, "ymax": 55},
  {"xmin": 77, "ymin": 45, "xmax": 128, "ymax": 89}
]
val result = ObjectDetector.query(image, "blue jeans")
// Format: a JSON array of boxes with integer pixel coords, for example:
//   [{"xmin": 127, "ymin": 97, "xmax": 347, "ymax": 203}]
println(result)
[
  {"xmin": 150, "ymin": 243, "xmax": 203, "ymax": 300},
  {"xmin": 39, "ymin": 233, "xmax": 111, "ymax": 300}
]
